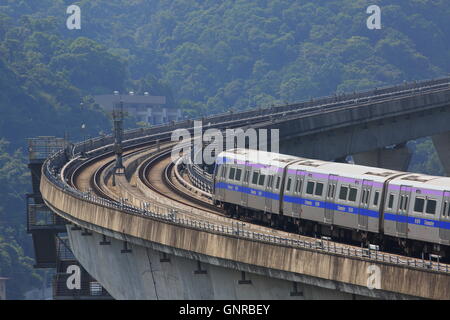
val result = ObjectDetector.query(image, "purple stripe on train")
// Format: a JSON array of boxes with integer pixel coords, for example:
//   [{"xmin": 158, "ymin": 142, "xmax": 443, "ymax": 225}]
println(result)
[
  {"xmin": 224, "ymin": 158, "xmax": 284, "ymax": 172},
  {"xmin": 389, "ymin": 184, "xmax": 445, "ymax": 196},
  {"xmin": 362, "ymin": 181, "xmax": 384, "ymax": 188},
  {"xmin": 220, "ymin": 157, "xmax": 448, "ymax": 195}
]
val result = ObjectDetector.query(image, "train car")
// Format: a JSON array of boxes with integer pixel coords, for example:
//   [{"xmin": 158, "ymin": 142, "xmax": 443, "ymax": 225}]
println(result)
[
  {"xmin": 213, "ymin": 148, "xmax": 450, "ymax": 257},
  {"xmin": 384, "ymin": 173, "xmax": 450, "ymax": 252},
  {"xmin": 213, "ymin": 148, "xmax": 303, "ymax": 218},
  {"xmin": 281, "ymin": 160, "xmax": 403, "ymax": 236}
]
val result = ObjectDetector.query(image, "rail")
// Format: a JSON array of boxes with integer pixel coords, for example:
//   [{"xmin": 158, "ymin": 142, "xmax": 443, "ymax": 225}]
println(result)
[
  {"xmin": 186, "ymin": 161, "xmax": 213, "ymax": 194},
  {"xmin": 174, "ymin": 157, "xmax": 212, "ymax": 200}
]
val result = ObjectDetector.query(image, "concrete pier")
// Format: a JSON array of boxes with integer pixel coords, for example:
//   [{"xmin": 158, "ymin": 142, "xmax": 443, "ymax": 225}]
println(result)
[
  {"xmin": 432, "ymin": 131, "xmax": 450, "ymax": 176},
  {"xmin": 353, "ymin": 143, "xmax": 412, "ymax": 171}
]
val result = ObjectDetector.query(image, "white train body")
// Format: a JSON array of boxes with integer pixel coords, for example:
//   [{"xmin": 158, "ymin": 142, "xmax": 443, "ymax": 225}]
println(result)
[{"xmin": 213, "ymin": 149, "xmax": 450, "ymax": 249}]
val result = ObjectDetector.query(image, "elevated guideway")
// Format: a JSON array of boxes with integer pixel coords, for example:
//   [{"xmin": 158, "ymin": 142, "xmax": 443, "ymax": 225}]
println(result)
[{"xmin": 39, "ymin": 78, "xmax": 450, "ymax": 299}]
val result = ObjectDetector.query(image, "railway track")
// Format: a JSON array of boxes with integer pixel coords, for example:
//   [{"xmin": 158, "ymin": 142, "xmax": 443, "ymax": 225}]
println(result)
[
  {"xmin": 78, "ymin": 140, "xmax": 302, "ymax": 237},
  {"xmin": 61, "ymin": 137, "xmax": 450, "ymax": 274},
  {"xmin": 55, "ymin": 76, "xmax": 450, "ymax": 275},
  {"xmin": 70, "ymin": 143, "xmax": 161, "ymax": 200},
  {"xmin": 139, "ymin": 147, "xmax": 225, "ymax": 215}
]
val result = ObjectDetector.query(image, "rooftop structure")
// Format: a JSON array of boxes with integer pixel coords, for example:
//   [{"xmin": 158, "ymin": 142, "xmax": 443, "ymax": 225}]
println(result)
[{"xmin": 94, "ymin": 93, "xmax": 182, "ymax": 125}]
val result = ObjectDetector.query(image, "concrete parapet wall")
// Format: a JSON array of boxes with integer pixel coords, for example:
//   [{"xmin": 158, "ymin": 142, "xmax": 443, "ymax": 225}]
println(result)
[
  {"xmin": 41, "ymin": 174, "xmax": 450, "ymax": 300},
  {"xmin": 68, "ymin": 227, "xmax": 362, "ymax": 299}
]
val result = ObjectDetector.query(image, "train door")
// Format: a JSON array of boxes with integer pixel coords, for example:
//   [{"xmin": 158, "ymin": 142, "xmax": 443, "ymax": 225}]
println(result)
[
  {"xmin": 217, "ymin": 164, "xmax": 226, "ymax": 200},
  {"xmin": 325, "ymin": 174, "xmax": 338, "ymax": 224},
  {"xmin": 439, "ymin": 192, "xmax": 450, "ymax": 242},
  {"xmin": 293, "ymin": 170, "xmax": 305, "ymax": 219},
  {"xmin": 264, "ymin": 173, "xmax": 273, "ymax": 213},
  {"xmin": 397, "ymin": 185, "xmax": 411, "ymax": 237},
  {"xmin": 358, "ymin": 180, "xmax": 373, "ymax": 230},
  {"xmin": 240, "ymin": 163, "xmax": 250, "ymax": 206}
]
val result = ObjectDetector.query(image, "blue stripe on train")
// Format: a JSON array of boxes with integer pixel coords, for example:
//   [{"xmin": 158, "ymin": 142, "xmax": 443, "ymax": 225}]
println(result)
[
  {"xmin": 216, "ymin": 182, "xmax": 280, "ymax": 200},
  {"xmin": 284, "ymin": 195, "xmax": 379, "ymax": 218},
  {"xmin": 384, "ymin": 214, "xmax": 450, "ymax": 229},
  {"xmin": 216, "ymin": 182, "xmax": 450, "ymax": 230}
]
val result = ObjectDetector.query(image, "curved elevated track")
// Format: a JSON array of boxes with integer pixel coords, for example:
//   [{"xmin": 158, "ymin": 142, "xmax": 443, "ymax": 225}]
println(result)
[{"xmin": 40, "ymin": 77, "xmax": 450, "ymax": 300}]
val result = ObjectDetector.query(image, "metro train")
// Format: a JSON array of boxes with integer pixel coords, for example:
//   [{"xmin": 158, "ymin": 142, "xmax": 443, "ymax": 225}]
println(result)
[{"xmin": 212, "ymin": 148, "xmax": 450, "ymax": 258}]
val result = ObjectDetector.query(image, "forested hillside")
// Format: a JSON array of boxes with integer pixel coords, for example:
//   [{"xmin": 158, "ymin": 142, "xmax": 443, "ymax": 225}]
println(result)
[{"xmin": 0, "ymin": 0, "xmax": 448, "ymax": 298}]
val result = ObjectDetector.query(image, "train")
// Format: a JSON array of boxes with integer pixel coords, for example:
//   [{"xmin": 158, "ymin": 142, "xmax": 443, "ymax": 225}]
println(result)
[{"xmin": 212, "ymin": 148, "xmax": 450, "ymax": 258}]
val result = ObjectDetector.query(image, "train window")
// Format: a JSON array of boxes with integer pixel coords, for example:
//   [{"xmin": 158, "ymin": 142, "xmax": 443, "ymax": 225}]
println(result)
[
  {"xmin": 348, "ymin": 188, "xmax": 357, "ymax": 202},
  {"xmin": 294, "ymin": 179, "xmax": 299, "ymax": 193},
  {"xmin": 365, "ymin": 190, "xmax": 371, "ymax": 204},
  {"xmin": 229, "ymin": 167, "xmax": 236, "ymax": 180},
  {"xmin": 258, "ymin": 174, "xmax": 266, "ymax": 186},
  {"xmin": 414, "ymin": 197, "xmax": 425, "ymax": 213},
  {"xmin": 267, "ymin": 175, "xmax": 272, "ymax": 188},
  {"xmin": 444, "ymin": 201, "xmax": 449, "ymax": 217},
  {"xmin": 426, "ymin": 199, "xmax": 437, "ymax": 215},
  {"xmin": 275, "ymin": 176, "xmax": 281, "ymax": 189},
  {"xmin": 399, "ymin": 196, "xmax": 404, "ymax": 211},
  {"xmin": 252, "ymin": 172, "xmax": 259, "ymax": 185},
  {"xmin": 364, "ymin": 189, "xmax": 370, "ymax": 204},
  {"xmin": 330, "ymin": 185, "xmax": 336, "ymax": 198},
  {"xmin": 339, "ymin": 186, "xmax": 348, "ymax": 200},
  {"xmin": 387, "ymin": 194, "xmax": 394, "ymax": 209},
  {"xmin": 373, "ymin": 191, "xmax": 380, "ymax": 206},
  {"xmin": 235, "ymin": 169, "xmax": 242, "ymax": 181},
  {"xmin": 403, "ymin": 196, "xmax": 409, "ymax": 210},
  {"xmin": 286, "ymin": 178, "xmax": 292, "ymax": 191},
  {"xmin": 315, "ymin": 183, "xmax": 324, "ymax": 196},
  {"xmin": 306, "ymin": 181, "xmax": 315, "ymax": 195},
  {"xmin": 223, "ymin": 166, "xmax": 228, "ymax": 178},
  {"xmin": 244, "ymin": 170, "xmax": 250, "ymax": 183}
]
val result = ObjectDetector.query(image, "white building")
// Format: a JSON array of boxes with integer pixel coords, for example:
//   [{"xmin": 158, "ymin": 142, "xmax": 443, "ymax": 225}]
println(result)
[{"xmin": 94, "ymin": 94, "xmax": 183, "ymax": 125}]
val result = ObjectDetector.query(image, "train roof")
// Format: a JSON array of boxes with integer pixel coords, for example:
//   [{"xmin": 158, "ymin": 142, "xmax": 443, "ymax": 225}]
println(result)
[
  {"xmin": 218, "ymin": 148, "xmax": 304, "ymax": 168},
  {"xmin": 390, "ymin": 174, "xmax": 450, "ymax": 193},
  {"xmin": 218, "ymin": 149, "xmax": 450, "ymax": 191},
  {"xmin": 289, "ymin": 160, "xmax": 403, "ymax": 183}
]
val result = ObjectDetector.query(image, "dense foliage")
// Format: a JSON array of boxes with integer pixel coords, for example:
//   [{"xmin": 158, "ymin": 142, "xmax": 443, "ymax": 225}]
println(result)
[
  {"xmin": 0, "ymin": 0, "xmax": 448, "ymax": 298},
  {"xmin": 0, "ymin": 140, "xmax": 41, "ymax": 299}
]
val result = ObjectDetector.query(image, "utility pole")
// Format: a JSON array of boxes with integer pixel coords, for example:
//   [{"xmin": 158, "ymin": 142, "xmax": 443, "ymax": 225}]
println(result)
[{"xmin": 112, "ymin": 95, "xmax": 125, "ymax": 186}]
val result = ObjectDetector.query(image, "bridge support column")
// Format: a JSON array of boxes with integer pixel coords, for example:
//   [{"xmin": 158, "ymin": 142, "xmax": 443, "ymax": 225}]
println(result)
[
  {"xmin": 353, "ymin": 143, "xmax": 412, "ymax": 171},
  {"xmin": 432, "ymin": 132, "xmax": 450, "ymax": 176}
]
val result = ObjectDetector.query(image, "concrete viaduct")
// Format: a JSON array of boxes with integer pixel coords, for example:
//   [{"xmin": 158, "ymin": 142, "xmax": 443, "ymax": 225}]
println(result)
[{"xmin": 37, "ymin": 77, "xmax": 450, "ymax": 300}]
